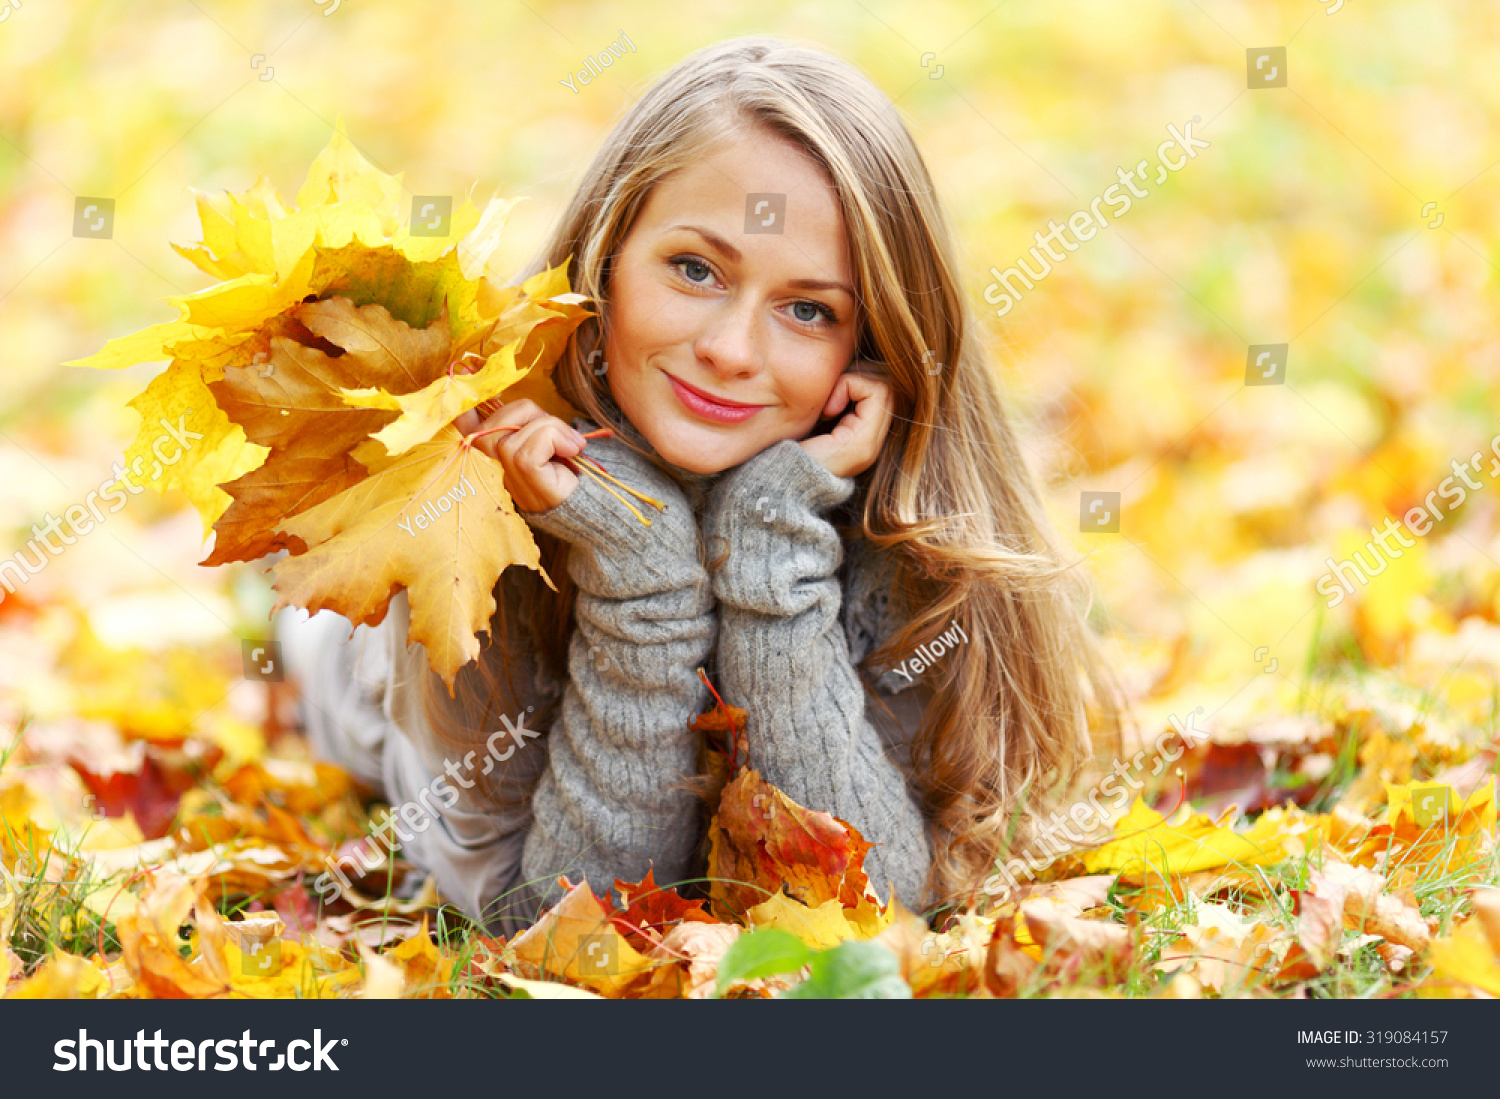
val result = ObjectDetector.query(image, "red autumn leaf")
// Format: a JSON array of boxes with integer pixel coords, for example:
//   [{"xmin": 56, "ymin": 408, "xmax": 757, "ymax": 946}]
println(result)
[
  {"xmin": 689, "ymin": 668, "xmax": 750, "ymax": 772},
  {"xmin": 69, "ymin": 744, "xmax": 209, "ymax": 840},
  {"xmin": 270, "ymin": 880, "xmax": 322, "ymax": 934},
  {"xmin": 607, "ymin": 868, "xmax": 716, "ymax": 952}
]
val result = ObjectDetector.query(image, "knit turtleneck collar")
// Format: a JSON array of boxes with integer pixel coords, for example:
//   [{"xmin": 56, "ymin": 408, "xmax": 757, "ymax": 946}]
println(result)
[{"xmin": 597, "ymin": 409, "xmax": 726, "ymax": 511}]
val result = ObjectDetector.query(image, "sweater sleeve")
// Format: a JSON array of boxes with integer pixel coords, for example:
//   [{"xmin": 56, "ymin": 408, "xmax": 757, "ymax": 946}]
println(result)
[
  {"xmin": 701, "ymin": 439, "xmax": 934, "ymax": 913},
  {"xmin": 514, "ymin": 430, "xmax": 717, "ymax": 913}
]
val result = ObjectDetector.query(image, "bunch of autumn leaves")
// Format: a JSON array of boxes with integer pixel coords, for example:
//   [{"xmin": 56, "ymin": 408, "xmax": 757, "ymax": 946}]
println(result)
[{"xmin": 69, "ymin": 123, "xmax": 606, "ymax": 685}]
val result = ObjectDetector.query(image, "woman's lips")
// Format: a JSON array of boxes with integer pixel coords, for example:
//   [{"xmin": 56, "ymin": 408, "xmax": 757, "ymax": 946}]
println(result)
[{"xmin": 666, "ymin": 373, "xmax": 766, "ymax": 424}]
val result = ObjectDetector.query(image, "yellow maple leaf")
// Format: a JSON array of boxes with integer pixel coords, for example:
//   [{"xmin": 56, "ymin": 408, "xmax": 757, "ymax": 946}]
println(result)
[
  {"xmin": 1420, "ymin": 889, "xmax": 1500, "ymax": 998},
  {"xmin": 270, "ymin": 428, "xmax": 548, "ymax": 687},
  {"xmin": 5, "ymin": 951, "xmax": 113, "ymax": 1000},
  {"xmin": 1081, "ymin": 798, "xmax": 1284, "ymax": 877},
  {"xmin": 507, "ymin": 880, "xmax": 656, "ymax": 997},
  {"xmin": 743, "ymin": 891, "xmax": 895, "ymax": 950},
  {"xmin": 747, "ymin": 894, "xmax": 859, "ymax": 949},
  {"xmin": 1383, "ymin": 777, "xmax": 1495, "ymax": 831}
]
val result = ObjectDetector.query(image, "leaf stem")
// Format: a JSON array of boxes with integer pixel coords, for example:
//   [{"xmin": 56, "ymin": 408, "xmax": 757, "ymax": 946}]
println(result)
[
  {"xmin": 559, "ymin": 456, "xmax": 652, "ymax": 525},
  {"xmin": 570, "ymin": 454, "xmax": 667, "ymax": 513}
]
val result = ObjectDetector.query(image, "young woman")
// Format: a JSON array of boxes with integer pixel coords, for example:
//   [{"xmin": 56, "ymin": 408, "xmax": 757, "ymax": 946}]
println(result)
[{"xmin": 284, "ymin": 34, "xmax": 1121, "ymax": 937}]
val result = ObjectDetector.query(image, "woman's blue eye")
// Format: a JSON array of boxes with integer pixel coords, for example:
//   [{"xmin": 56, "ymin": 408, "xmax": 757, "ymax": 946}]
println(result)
[
  {"xmin": 674, "ymin": 258, "xmax": 713, "ymax": 283},
  {"xmin": 792, "ymin": 301, "xmax": 832, "ymax": 325}
]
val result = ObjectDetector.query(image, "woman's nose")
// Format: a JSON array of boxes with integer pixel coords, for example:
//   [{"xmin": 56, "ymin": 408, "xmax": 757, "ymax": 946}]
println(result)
[{"xmin": 693, "ymin": 295, "xmax": 763, "ymax": 379}]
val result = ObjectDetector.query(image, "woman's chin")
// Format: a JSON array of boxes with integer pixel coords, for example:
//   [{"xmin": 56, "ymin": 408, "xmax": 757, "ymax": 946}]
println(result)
[
  {"xmin": 658, "ymin": 444, "xmax": 736, "ymax": 476},
  {"xmin": 646, "ymin": 421, "xmax": 755, "ymax": 476}
]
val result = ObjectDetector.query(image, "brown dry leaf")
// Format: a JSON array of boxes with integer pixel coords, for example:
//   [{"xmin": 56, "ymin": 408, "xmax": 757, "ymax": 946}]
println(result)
[
  {"xmin": 1306, "ymin": 856, "xmax": 1432, "ymax": 954},
  {"xmin": 981, "ymin": 895, "xmax": 1134, "ymax": 997},
  {"xmin": 202, "ymin": 302, "xmax": 430, "ymax": 565},
  {"xmin": 1019, "ymin": 896, "xmax": 1134, "ymax": 984},
  {"xmin": 220, "ymin": 912, "xmax": 287, "ymax": 958},
  {"xmin": 188, "ymin": 903, "xmax": 297, "ymax": 997},
  {"xmin": 877, "ymin": 907, "xmax": 990, "ymax": 998},
  {"xmin": 984, "ymin": 919, "xmax": 1042, "ymax": 997},
  {"xmin": 634, "ymin": 922, "xmax": 741, "ymax": 1000},
  {"xmin": 706, "ymin": 767, "xmax": 875, "ymax": 921},
  {"xmin": 327, "ymin": 874, "xmax": 442, "ymax": 918},
  {"xmin": 1280, "ymin": 891, "xmax": 1344, "ymax": 978},
  {"xmin": 1376, "ymin": 941, "xmax": 1415, "ymax": 973},
  {"xmin": 192, "ymin": 896, "xmax": 234, "ymax": 987},
  {"xmin": 116, "ymin": 871, "xmax": 231, "ymax": 999},
  {"xmin": 1154, "ymin": 898, "xmax": 1284, "ymax": 994},
  {"xmin": 1007, "ymin": 875, "xmax": 1116, "ymax": 911}
]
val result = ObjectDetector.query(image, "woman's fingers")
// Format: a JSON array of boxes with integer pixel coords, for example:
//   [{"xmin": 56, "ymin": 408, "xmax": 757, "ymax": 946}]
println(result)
[
  {"xmin": 801, "ymin": 370, "xmax": 894, "ymax": 479},
  {"xmin": 494, "ymin": 409, "xmax": 588, "ymax": 513},
  {"xmin": 828, "ymin": 373, "xmax": 892, "ymax": 450},
  {"xmin": 500, "ymin": 414, "xmax": 576, "ymax": 472},
  {"xmin": 841, "ymin": 373, "xmax": 891, "ymax": 429},
  {"xmin": 451, "ymin": 398, "xmax": 593, "ymax": 511},
  {"xmin": 453, "ymin": 407, "xmax": 483, "ymax": 436},
  {"xmin": 821, "ymin": 373, "xmax": 852, "ymax": 418},
  {"xmin": 461, "ymin": 399, "xmax": 547, "ymax": 461}
]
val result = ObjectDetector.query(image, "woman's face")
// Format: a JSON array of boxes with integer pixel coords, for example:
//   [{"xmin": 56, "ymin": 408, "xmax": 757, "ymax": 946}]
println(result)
[{"xmin": 601, "ymin": 126, "xmax": 860, "ymax": 474}]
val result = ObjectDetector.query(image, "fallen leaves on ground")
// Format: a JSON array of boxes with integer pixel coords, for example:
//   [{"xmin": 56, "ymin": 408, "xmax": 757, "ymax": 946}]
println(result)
[{"xmin": 3, "ymin": 604, "xmax": 1499, "ymax": 999}]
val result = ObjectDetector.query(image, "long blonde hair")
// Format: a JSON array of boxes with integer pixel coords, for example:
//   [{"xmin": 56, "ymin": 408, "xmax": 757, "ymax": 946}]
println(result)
[{"xmin": 410, "ymin": 34, "xmax": 1123, "ymax": 914}]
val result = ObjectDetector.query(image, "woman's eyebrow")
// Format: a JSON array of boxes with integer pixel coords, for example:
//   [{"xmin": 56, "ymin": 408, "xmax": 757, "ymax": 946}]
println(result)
[{"xmin": 664, "ymin": 223, "xmax": 855, "ymax": 300}]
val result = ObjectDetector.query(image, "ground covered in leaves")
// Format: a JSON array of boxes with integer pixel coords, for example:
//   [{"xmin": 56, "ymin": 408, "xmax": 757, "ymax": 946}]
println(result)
[{"xmin": 2, "ymin": 594, "xmax": 1499, "ymax": 999}]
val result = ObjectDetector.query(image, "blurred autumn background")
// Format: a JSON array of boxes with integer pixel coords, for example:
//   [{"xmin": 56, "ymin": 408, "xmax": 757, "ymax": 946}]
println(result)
[{"xmin": 3, "ymin": 0, "xmax": 1500, "ymax": 999}]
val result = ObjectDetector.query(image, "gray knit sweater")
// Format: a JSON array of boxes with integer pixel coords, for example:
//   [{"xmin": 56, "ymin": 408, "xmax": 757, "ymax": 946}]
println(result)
[{"xmin": 292, "ymin": 419, "xmax": 936, "ymax": 937}]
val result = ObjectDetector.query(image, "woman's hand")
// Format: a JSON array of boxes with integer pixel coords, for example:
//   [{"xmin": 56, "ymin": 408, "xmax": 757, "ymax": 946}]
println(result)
[
  {"xmin": 798, "ymin": 366, "xmax": 894, "ymax": 479},
  {"xmin": 454, "ymin": 399, "xmax": 590, "ymax": 513}
]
